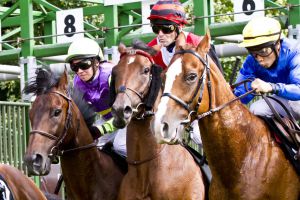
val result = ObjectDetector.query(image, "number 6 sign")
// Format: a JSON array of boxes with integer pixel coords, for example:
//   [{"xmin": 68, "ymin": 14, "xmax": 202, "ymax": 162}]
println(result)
[
  {"xmin": 234, "ymin": 0, "xmax": 264, "ymax": 22},
  {"xmin": 56, "ymin": 8, "xmax": 84, "ymax": 43}
]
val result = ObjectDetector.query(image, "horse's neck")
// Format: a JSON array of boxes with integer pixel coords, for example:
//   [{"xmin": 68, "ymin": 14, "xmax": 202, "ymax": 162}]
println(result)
[
  {"xmin": 199, "ymin": 63, "xmax": 261, "ymax": 176},
  {"xmin": 61, "ymin": 117, "xmax": 106, "ymax": 180},
  {"xmin": 60, "ymin": 120, "xmax": 116, "ymax": 197},
  {"xmin": 127, "ymin": 117, "xmax": 161, "ymax": 161}
]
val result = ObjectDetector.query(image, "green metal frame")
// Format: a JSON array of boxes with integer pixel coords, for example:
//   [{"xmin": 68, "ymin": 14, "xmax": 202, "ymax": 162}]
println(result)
[{"xmin": 0, "ymin": 101, "xmax": 30, "ymax": 170}]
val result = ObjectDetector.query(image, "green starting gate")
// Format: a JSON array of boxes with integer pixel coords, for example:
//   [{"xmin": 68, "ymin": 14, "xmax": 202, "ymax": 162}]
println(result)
[{"xmin": 0, "ymin": 101, "xmax": 30, "ymax": 171}]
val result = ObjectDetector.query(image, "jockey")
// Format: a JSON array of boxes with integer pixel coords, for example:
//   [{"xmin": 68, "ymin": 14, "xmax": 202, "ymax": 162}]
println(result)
[
  {"xmin": 147, "ymin": 0, "xmax": 222, "ymax": 146},
  {"xmin": 234, "ymin": 17, "xmax": 300, "ymax": 119},
  {"xmin": 147, "ymin": 0, "xmax": 222, "ymax": 72},
  {"xmin": 66, "ymin": 37, "xmax": 127, "ymax": 157}
]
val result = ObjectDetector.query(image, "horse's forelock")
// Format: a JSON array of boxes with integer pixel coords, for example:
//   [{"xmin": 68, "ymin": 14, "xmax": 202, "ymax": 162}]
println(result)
[
  {"xmin": 132, "ymin": 39, "xmax": 157, "ymax": 56},
  {"xmin": 23, "ymin": 68, "xmax": 61, "ymax": 96}
]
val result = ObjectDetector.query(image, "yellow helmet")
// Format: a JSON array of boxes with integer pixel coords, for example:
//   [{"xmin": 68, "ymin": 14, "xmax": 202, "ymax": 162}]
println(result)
[
  {"xmin": 238, "ymin": 17, "xmax": 281, "ymax": 48},
  {"xmin": 66, "ymin": 37, "xmax": 104, "ymax": 62}
]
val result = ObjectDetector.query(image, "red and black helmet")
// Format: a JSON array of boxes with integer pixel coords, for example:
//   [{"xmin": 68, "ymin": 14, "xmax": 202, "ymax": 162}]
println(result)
[{"xmin": 148, "ymin": 0, "xmax": 187, "ymax": 25}]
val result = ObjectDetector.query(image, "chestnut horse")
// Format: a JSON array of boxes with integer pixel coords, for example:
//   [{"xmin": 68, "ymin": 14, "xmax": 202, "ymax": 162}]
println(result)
[
  {"xmin": 0, "ymin": 164, "xmax": 47, "ymax": 200},
  {"xmin": 111, "ymin": 41, "xmax": 206, "ymax": 200},
  {"xmin": 23, "ymin": 69, "xmax": 124, "ymax": 200},
  {"xmin": 153, "ymin": 31, "xmax": 300, "ymax": 199}
]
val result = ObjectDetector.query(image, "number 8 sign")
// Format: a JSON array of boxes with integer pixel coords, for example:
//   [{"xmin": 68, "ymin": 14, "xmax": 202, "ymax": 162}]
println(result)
[
  {"xmin": 234, "ymin": 0, "xmax": 264, "ymax": 22},
  {"xmin": 56, "ymin": 8, "xmax": 84, "ymax": 43}
]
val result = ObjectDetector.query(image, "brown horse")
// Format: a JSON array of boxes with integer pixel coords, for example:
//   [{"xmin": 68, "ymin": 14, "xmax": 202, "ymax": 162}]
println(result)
[
  {"xmin": 111, "ymin": 41, "xmax": 206, "ymax": 200},
  {"xmin": 0, "ymin": 163, "xmax": 46, "ymax": 200},
  {"xmin": 153, "ymin": 31, "xmax": 300, "ymax": 199},
  {"xmin": 23, "ymin": 69, "xmax": 124, "ymax": 200}
]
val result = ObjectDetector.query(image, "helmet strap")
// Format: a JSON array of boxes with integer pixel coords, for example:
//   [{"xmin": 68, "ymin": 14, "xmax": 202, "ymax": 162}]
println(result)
[
  {"xmin": 270, "ymin": 39, "xmax": 281, "ymax": 68},
  {"xmin": 175, "ymin": 25, "xmax": 182, "ymax": 39},
  {"xmin": 166, "ymin": 25, "xmax": 180, "ymax": 53},
  {"xmin": 86, "ymin": 58, "xmax": 99, "ymax": 82}
]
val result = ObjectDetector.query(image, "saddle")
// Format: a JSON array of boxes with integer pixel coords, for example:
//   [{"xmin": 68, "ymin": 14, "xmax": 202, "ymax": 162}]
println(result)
[{"xmin": 261, "ymin": 95, "xmax": 300, "ymax": 175}]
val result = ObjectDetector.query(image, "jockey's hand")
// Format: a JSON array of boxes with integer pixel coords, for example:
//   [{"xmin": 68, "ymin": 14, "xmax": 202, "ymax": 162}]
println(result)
[{"xmin": 251, "ymin": 78, "xmax": 273, "ymax": 93}]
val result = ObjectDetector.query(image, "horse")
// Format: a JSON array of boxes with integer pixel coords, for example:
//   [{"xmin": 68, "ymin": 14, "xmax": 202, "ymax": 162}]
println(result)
[
  {"xmin": 0, "ymin": 163, "xmax": 47, "ymax": 200},
  {"xmin": 111, "ymin": 41, "xmax": 206, "ymax": 200},
  {"xmin": 153, "ymin": 31, "xmax": 300, "ymax": 199},
  {"xmin": 23, "ymin": 68, "xmax": 125, "ymax": 200}
]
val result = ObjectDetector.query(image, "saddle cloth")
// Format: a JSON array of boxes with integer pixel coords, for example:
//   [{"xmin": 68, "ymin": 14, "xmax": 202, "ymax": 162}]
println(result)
[{"xmin": 0, "ymin": 175, "xmax": 13, "ymax": 200}]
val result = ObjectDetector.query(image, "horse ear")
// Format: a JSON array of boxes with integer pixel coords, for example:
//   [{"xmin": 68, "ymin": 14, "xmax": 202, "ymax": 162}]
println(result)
[
  {"xmin": 118, "ymin": 43, "xmax": 126, "ymax": 54},
  {"xmin": 196, "ymin": 29, "xmax": 211, "ymax": 54},
  {"xmin": 175, "ymin": 32, "xmax": 186, "ymax": 51},
  {"xmin": 58, "ymin": 69, "xmax": 68, "ymax": 91}
]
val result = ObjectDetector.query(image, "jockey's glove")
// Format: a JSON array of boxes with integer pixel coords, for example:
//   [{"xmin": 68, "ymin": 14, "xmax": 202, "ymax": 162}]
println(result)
[
  {"xmin": 90, "ymin": 118, "xmax": 118, "ymax": 139},
  {"xmin": 251, "ymin": 78, "xmax": 273, "ymax": 93}
]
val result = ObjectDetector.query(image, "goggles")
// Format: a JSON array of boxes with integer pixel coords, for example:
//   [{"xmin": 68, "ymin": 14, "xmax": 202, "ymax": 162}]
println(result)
[
  {"xmin": 248, "ymin": 47, "xmax": 274, "ymax": 58},
  {"xmin": 247, "ymin": 40, "xmax": 280, "ymax": 58},
  {"xmin": 70, "ymin": 58, "xmax": 93, "ymax": 72},
  {"xmin": 151, "ymin": 24, "xmax": 176, "ymax": 34}
]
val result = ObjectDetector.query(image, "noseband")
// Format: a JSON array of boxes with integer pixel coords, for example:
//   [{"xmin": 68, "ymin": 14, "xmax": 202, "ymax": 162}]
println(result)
[{"xmin": 29, "ymin": 91, "xmax": 95, "ymax": 161}]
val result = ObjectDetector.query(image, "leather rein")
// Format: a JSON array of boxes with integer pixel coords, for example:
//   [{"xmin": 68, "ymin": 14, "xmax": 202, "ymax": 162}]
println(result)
[{"xmin": 29, "ymin": 91, "xmax": 96, "ymax": 161}]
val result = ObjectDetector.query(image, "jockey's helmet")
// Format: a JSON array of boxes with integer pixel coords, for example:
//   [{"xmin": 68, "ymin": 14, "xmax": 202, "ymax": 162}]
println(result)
[
  {"xmin": 238, "ymin": 17, "xmax": 281, "ymax": 48},
  {"xmin": 66, "ymin": 38, "xmax": 104, "ymax": 63},
  {"xmin": 148, "ymin": 0, "xmax": 188, "ymax": 26}
]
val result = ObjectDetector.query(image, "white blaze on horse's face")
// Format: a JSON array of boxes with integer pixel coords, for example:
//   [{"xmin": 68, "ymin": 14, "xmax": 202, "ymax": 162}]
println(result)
[{"xmin": 154, "ymin": 57, "xmax": 183, "ymax": 143}]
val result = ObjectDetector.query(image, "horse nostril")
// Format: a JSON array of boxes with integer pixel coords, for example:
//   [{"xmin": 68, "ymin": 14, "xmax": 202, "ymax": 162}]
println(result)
[
  {"xmin": 123, "ymin": 106, "xmax": 133, "ymax": 119},
  {"xmin": 32, "ymin": 153, "xmax": 43, "ymax": 169},
  {"xmin": 162, "ymin": 122, "xmax": 169, "ymax": 138}
]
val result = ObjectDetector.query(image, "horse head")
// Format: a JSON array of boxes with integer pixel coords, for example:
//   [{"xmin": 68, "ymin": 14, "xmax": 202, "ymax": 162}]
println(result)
[
  {"xmin": 24, "ymin": 68, "xmax": 95, "ymax": 176},
  {"xmin": 154, "ymin": 30, "xmax": 218, "ymax": 144},
  {"xmin": 111, "ymin": 40, "xmax": 162, "ymax": 128}
]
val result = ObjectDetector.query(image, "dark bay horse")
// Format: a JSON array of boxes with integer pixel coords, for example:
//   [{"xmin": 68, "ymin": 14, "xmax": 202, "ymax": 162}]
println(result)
[
  {"xmin": 23, "ymin": 69, "xmax": 124, "ymax": 200},
  {"xmin": 111, "ymin": 41, "xmax": 206, "ymax": 200},
  {"xmin": 153, "ymin": 31, "xmax": 300, "ymax": 199},
  {"xmin": 0, "ymin": 164, "xmax": 46, "ymax": 200}
]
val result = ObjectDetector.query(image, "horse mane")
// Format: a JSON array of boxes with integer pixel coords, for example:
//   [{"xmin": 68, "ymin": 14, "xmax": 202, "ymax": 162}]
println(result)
[
  {"xmin": 132, "ymin": 39, "xmax": 157, "ymax": 56},
  {"xmin": 23, "ymin": 67, "xmax": 96, "ymax": 126}
]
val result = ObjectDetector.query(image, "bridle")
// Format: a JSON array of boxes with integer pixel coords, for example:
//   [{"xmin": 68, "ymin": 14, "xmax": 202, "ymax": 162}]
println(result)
[
  {"xmin": 116, "ymin": 49, "xmax": 155, "ymax": 119},
  {"xmin": 117, "ymin": 48, "xmax": 166, "ymax": 165},
  {"xmin": 162, "ymin": 49, "xmax": 256, "ymax": 124},
  {"xmin": 29, "ymin": 90, "xmax": 96, "ymax": 162},
  {"xmin": 162, "ymin": 49, "xmax": 211, "ymax": 123}
]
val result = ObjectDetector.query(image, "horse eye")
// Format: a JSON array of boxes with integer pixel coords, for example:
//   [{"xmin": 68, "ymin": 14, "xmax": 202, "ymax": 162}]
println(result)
[
  {"xmin": 186, "ymin": 73, "xmax": 197, "ymax": 83},
  {"xmin": 144, "ymin": 67, "xmax": 150, "ymax": 74},
  {"xmin": 54, "ymin": 109, "xmax": 62, "ymax": 117}
]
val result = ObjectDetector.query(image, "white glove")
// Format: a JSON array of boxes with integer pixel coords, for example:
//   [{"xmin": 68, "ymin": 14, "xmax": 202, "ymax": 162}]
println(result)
[
  {"xmin": 251, "ymin": 78, "xmax": 273, "ymax": 93},
  {"xmin": 190, "ymin": 120, "xmax": 202, "ymax": 145}
]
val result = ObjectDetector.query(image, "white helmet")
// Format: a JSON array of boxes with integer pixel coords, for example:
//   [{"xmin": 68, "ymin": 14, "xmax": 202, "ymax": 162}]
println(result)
[{"xmin": 66, "ymin": 37, "xmax": 104, "ymax": 62}]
